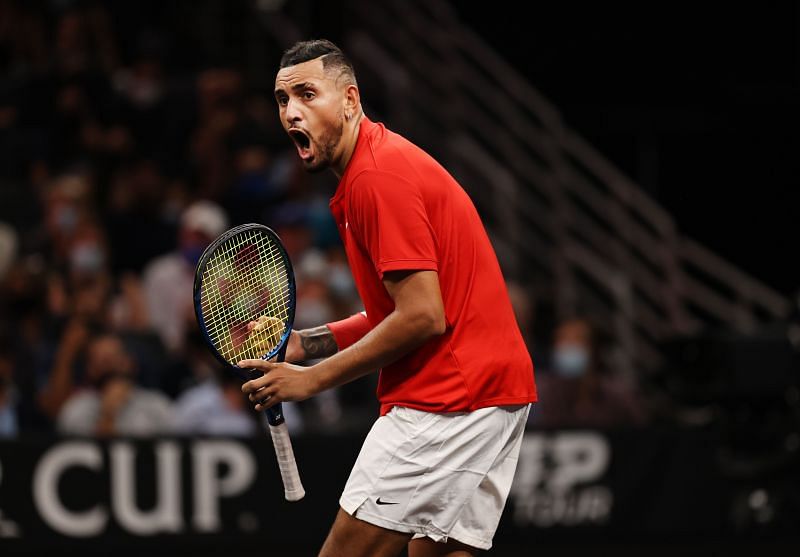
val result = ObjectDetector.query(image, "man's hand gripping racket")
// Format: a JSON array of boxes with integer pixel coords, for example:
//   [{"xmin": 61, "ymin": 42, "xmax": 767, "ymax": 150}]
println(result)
[{"xmin": 193, "ymin": 223, "xmax": 305, "ymax": 501}]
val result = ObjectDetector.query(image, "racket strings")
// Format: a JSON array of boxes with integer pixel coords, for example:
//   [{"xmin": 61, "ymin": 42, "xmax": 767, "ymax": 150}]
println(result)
[
  {"xmin": 200, "ymin": 229, "xmax": 291, "ymax": 363},
  {"xmin": 204, "ymin": 234, "xmax": 289, "ymax": 360}
]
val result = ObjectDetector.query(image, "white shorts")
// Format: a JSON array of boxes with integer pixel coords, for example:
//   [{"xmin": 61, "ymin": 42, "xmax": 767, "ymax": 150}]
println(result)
[{"xmin": 339, "ymin": 403, "xmax": 530, "ymax": 550}]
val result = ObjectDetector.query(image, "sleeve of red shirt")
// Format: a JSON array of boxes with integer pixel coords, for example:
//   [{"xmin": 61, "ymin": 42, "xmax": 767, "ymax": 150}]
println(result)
[
  {"xmin": 326, "ymin": 312, "xmax": 371, "ymax": 350},
  {"xmin": 348, "ymin": 170, "xmax": 439, "ymax": 279}
]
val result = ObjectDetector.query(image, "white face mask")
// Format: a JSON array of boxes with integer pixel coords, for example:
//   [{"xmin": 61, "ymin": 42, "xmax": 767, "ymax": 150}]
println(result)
[
  {"xmin": 553, "ymin": 344, "xmax": 590, "ymax": 378},
  {"xmin": 70, "ymin": 243, "xmax": 104, "ymax": 273}
]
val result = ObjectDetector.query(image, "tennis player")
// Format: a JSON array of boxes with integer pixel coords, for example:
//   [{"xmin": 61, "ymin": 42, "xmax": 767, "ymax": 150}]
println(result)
[{"xmin": 240, "ymin": 39, "xmax": 537, "ymax": 557}]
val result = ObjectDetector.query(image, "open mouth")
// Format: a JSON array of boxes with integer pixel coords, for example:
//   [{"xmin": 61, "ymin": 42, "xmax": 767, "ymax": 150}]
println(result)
[{"xmin": 288, "ymin": 128, "xmax": 313, "ymax": 160}]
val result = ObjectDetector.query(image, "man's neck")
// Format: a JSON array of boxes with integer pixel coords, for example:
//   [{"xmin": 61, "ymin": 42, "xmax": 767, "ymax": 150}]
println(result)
[{"xmin": 332, "ymin": 112, "xmax": 364, "ymax": 179}]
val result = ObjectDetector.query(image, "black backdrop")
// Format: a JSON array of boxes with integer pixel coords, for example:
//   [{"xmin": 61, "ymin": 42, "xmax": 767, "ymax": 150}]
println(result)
[{"xmin": 452, "ymin": 3, "xmax": 800, "ymax": 297}]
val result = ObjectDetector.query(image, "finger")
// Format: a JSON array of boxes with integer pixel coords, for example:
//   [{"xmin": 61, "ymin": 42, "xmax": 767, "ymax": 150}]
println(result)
[
  {"xmin": 248, "ymin": 385, "xmax": 273, "ymax": 403},
  {"xmin": 254, "ymin": 396, "xmax": 271, "ymax": 411},
  {"xmin": 241, "ymin": 373, "xmax": 273, "ymax": 394},
  {"xmin": 256, "ymin": 393, "xmax": 282, "ymax": 411},
  {"xmin": 239, "ymin": 361, "xmax": 277, "ymax": 394},
  {"xmin": 238, "ymin": 358, "xmax": 275, "ymax": 370}
]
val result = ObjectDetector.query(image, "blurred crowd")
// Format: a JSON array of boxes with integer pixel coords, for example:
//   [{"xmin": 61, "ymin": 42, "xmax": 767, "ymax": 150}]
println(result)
[
  {"xmin": 506, "ymin": 282, "xmax": 650, "ymax": 430},
  {"xmin": 0, "ymin": 0, "xmax": 371, "ymax": 438},
  {"xmin": 0, "ymin": 0, "xmax": 652, "ymax": 440}
]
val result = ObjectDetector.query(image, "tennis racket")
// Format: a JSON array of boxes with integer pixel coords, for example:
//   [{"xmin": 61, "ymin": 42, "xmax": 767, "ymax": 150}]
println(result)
[{"xmin": 193, "ymin": 223, "xmax": 305, "ymax": 501}]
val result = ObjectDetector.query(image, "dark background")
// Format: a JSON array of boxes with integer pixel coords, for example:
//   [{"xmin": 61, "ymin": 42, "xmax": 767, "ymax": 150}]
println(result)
[{"xmin": 453, "ymin": 3, "xmax": 800, "ymax": 296}]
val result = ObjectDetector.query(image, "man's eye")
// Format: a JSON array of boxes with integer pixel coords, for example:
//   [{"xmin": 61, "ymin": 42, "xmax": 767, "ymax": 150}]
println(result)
[
  {"xmin": 277, "ymin": 97, "xmax": 288, "ymax": 106},
  {"xmin": 303, "ymin": 91, "xmax": 315, "ymax": 100}
]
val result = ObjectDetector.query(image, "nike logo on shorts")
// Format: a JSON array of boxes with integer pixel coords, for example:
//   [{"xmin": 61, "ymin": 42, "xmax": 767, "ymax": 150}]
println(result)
[{"xmin": 375, "ymin": 497, "xmax": 399, "ymax": 505}]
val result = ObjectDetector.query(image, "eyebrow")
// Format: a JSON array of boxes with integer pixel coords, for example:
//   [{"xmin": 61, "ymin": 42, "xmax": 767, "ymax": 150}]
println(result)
[{"xmin": 274, "ymin": 82, "xmax": 316, "ymax": 97}]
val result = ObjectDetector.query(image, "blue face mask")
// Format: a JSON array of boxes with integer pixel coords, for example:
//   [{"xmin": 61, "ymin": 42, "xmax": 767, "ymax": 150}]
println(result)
[
  {"xmin": 236, "ymin": 171, "xmax": 267, "ymax": 194},
  {"xmin": 56, "ymin": 205, "xmax": 78, "ymax": 233},
  {"xmin": 181, "ymin": 245, "xmax": 205, "ymax": 266},
  {"xmin": 553, "ymin": 345, "xmax": 589, "ymax": 378}
]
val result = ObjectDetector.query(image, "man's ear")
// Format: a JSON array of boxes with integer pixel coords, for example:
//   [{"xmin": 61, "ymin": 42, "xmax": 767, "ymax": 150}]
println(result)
[{"xmin": 344, "ymin": 84, "xmax": 360, "ymax": 119}]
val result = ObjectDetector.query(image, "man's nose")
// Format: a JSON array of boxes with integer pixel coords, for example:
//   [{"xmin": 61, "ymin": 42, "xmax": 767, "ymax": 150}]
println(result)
[{"xmin": 285, "ymin": 98, "xmax": 302, "ymax": 125}]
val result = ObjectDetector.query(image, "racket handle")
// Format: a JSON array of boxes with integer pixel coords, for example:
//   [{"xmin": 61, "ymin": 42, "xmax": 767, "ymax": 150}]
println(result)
[{"xmin": 268, "ymin": 421, "xmax": 305, "ymax": 501}]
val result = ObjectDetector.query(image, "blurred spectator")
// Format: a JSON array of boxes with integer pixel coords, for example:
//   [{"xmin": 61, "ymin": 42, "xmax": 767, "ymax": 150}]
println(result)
[
  {"xmin": 37, "ymin": 312, "xmax": 93, "ymax": 422},
  {"xmin": 52, "ymin": 5, "xmax": 118, "ymax": 78},
  {"xmin": 57, "ymin": 331, "xmax": 174, "ymax": 437},
  {"xmin": 226, "ymin": 138, "xmax": 293, "ymax": 224},
  {"xmin": 0, "ymin": 221, "xmax": 17, "ymax": 281},
  {"xmin": 0, "ymin": 343, "xmax": 18, "ymax": 438},
  {"xmin": 173, "ymin": 367, "xmax": 258, "ymax": 437},
  {"xmin": 529, "ymin": 317, "xmax": 649, "ymax": 429},
  {"xmin": 35, "ymin": 191, "xmax": 152, "ymax": 416},
  {"xmin": 168, "ymin": 326, "xmax": 307, "ymax": 435},
  {"xmin": 295, "ymin": 248, "xmax": 336, "ymax": 330},
  {"xmin": 0, "ymin": 0, "xmax": 48, "ymax": 76},
  {"xmin": 506, "ymin": 280, "xmax": 556, "ymax": 377},
  {"xmin": 1, "ymin": 251, "xmax": 50, "ymax": 432},
  {"xmin": 266, "ymin": 200, "xmax": 314, "ymax": 261},
  {"xmin": 326, "ymin": 246, "xmax": 361, "ymax": 316},
  {"xmin": 39, "ymin": 171, "xmax": 96, "ymax": 266},
  {"xmin": 190, "ymin": 68, "xmax": 243, "ymax": 200},
  {"xmin": 105, "ymin": 158, "xmax": 178, "ymax": 273},
  {"xmin": 506, "ymin": 280, "xmax": 534, "ymax": 343},
  {"xmin": 34, "ymin": 277, "xmax": 165, "ymax": 424},
  {"xmin": 112, "ymin": 32, "xmax": 167, "ymax": 157},
  {"xmin": 142, "ymin": 199, "xmax": 229, "ymax": 354}
]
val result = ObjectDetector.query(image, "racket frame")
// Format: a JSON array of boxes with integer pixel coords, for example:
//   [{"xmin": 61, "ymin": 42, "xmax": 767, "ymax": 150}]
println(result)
[{"xmin": 192, "ymin": 222, "xmax": 297, "ymax": 427}]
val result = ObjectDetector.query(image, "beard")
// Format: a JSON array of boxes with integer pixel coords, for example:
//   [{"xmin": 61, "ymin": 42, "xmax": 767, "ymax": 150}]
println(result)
[{"xmin": 303, "ymin": 117, "xmax": 344, "ymax": 173}]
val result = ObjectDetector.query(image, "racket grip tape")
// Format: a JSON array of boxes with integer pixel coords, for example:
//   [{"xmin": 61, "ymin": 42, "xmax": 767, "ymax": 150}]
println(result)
[{"xmin": 268, "ymin": 421, "xmax": 305, "ymax": 501}]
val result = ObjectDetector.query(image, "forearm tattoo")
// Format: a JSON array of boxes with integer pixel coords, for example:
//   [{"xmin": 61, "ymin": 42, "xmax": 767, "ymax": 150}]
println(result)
[{"xmin": 298, "ymin": 326, "xmax": 339, "ymax": 360}]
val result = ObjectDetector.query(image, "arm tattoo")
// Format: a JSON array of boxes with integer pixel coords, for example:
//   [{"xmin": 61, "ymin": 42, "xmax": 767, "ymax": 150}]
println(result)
[{"xmin": 298, "ymin": 326, "xmax": 339, "ymax": 360}]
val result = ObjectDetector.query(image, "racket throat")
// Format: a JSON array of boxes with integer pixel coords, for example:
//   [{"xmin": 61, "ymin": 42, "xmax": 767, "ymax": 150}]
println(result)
[
  {"xmin": 264, "ymin": 342, "xmax": 289, "ymax": 426},
  {"xmin": 266, "ymin": 403, "xmax": 286, "ymax": 426}
]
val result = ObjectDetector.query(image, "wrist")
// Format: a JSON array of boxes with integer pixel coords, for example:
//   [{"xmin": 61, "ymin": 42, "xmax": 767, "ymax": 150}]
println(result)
[
  {"xmin": 295, "ymin": 329, "xmax": 311, "ymax": 361},
  {"xmin": 306, "ymin": 362, "xmax": 329, "ymax": 397}
]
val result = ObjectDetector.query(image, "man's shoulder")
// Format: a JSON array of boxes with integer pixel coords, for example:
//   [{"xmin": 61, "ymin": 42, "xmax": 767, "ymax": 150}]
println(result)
[
  {"xmin": 142, "ymin": 252, "xmax": 189, "ymax": 282},
  {"xmin": 57, "ymin": 390, "xmax": 100, "ymax": 433},
  {"xmin": 131, "ymin": 387, "xmax": 174, "ymax": 409},
  {"xmin": 174, "ymin": 381, "xmax": 221, "ymax": 411},
  {"xmin": 61, "ymin": 390, "xmax": 100, "ymax": 412}
]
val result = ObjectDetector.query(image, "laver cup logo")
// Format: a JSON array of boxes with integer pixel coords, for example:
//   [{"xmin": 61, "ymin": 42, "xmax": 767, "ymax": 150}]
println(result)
[
  {"xmin": 7, "ymin": 440, "xmax": 257, "ymax": 538},
  {"xmin": 510, "ymin": 432, "xmax": 612, "ymax": 527}
]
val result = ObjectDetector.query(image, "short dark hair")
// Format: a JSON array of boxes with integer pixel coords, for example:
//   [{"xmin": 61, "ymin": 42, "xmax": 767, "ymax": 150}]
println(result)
[{"xmin": 279, "ymin": 39, "xmax": 357, "ymax": 86}]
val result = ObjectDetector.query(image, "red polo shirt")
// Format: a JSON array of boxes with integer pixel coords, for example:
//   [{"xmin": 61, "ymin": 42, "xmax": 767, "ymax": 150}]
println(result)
[{"xmin": 328, "ymin": 117, "xmax": 536, "ymax": 415}]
